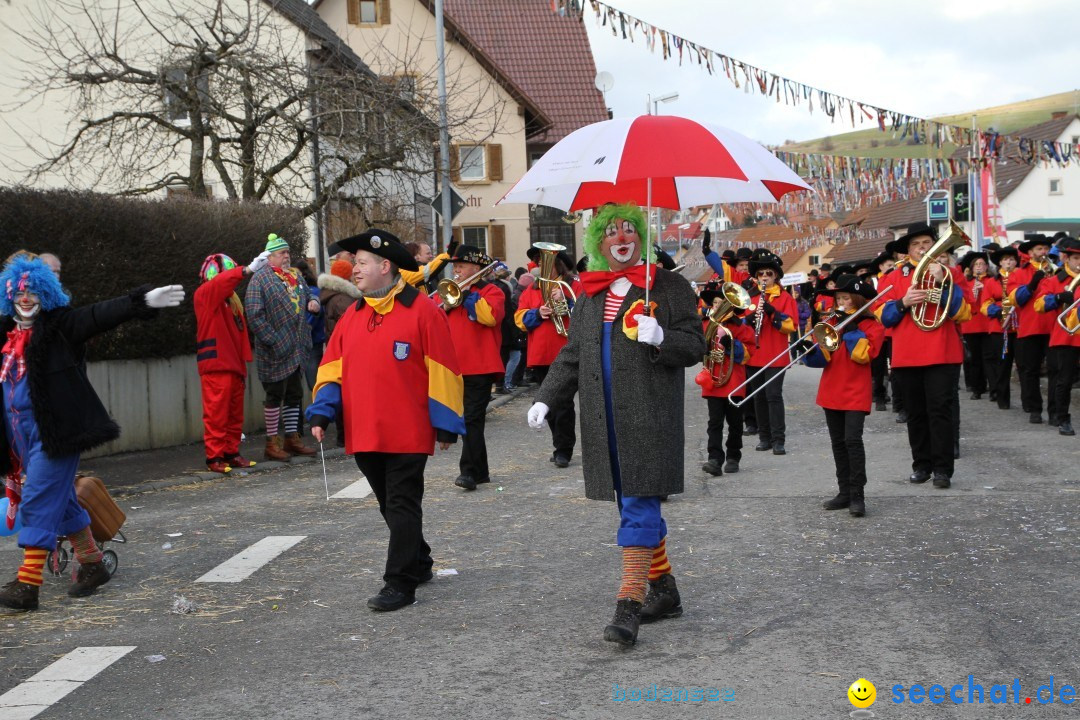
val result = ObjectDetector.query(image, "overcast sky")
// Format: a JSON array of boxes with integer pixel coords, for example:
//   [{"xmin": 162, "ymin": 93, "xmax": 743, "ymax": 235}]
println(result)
[{"xmin": 584, "ymin": 0, "xmax": 1080, "ymax": 146}]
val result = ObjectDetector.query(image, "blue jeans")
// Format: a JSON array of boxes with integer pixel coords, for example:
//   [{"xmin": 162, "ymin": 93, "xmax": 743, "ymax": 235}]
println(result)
[{"xmin": 503, "ymin": 349, "xmax": 521, "ymax": 389}]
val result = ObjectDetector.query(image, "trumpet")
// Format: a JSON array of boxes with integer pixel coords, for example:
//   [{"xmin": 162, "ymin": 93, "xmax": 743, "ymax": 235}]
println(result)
[
  {"xmin": 730, "ymin": 285, "xmax": 892, "ymax": 408},
  {"xmin": 1032, "ymin": 256, "xmax": 1058, "ymax": 275},
  {"xmin": 533, "ymin": 242, "xmax": 577, "ymax": 338},
  {"xmin": 1056, "ymin": 271, "xmax": 1080, "ymax": 335},
  {"xmin": 431, "ymin": 261, "xmax": 499, "ymax": 309},
  {"xmin": 910, "ymin": 219, "xmax": 970, "ymax": 331},
  {"xmin": 700, "ymin": 282, "xmax": 752, "ymax": 387}
]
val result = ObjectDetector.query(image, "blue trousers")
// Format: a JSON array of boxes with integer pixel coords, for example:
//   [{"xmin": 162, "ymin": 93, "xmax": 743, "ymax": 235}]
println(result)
[
  {"xmin": 601, "ymin": 322, "xmax": 665, "ymax": 548},
  {"xmin": 3, "ymin": 373, "xmax": 86, "ymax": 550}
]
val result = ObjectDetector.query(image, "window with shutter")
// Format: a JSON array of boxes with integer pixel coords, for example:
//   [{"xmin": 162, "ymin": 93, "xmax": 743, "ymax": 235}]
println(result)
[
  {"xmin": 488, "ymin": 224, "xmax": 506, "ymax": 260},
  {"xmin": 378, "ymin": 0, "xmax": 391, "ymax": 24},
  {"xmin": 458, "ymin": 144, "xmax": 485, "ymax": 182},
  {"xmin": 449, "ymin": 145, "xmax": 460, "ymax": 182},
  {"xmin": 462, "ymin": 226, "xmax": 488, "ymax": 253},
  {"xmin": 452, "ymin": 226, "xmax": 463, "ymax": 246},
  {"xmin": 486, "ymin": 144, "xmax": 503, "ymax": 182},
  {"xmin": 347, "ymin": 0, "xmax": 360, "ymax": 24}
]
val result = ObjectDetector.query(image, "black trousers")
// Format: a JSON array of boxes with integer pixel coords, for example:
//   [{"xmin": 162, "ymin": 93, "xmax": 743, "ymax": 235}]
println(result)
[
  {"xmin": 749, "ymin": 365, "xmax": 786, "ymax": 444},
  {"xmin": 1015, "ymin": 334, "xmax": 1049, "ymax": 413},
  {"xmin": 824, "ymin": 409, "xmax": 866, "ymax": 493},
  {"xmin": 871, "ymin": 337, "xmax": 890, "ymax": 403},
  {"xmin": 262, "ymin": 368, "xmax": 303, "ymax": 408},
  {"xmin": 984, "ymin": 332, "xmax": 1016, "ymax": 408},
  {"xmin": 460, "ymin": 373, "xmax": 496, "ymax": 480},
  {"xmin": 706, "ymin": 396, "xmax": 743, "ymax": 463},
  {"xmin": 962, "ymin": 333, "xmax": 989, "ymax": 394},
  {"xmin": 532, "ymin": 365, "xmax": 576, "ymax": 457},
  {"xmin": 1047, "ymin": 345, "xmax": 1079, "ymax": 422},
  {"xmin": 354, "ymin": 452, "xmax": 431, "ymax": 593},
  {"xmin": 895, "ymin": 364, "xmax": 961, "ymax": 478}
]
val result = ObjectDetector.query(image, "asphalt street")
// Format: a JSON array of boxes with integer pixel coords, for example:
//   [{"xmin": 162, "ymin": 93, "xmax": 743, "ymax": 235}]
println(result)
[{"xmin": 1, "ymin": 366, "xmax": 1078, "ymax": 719}]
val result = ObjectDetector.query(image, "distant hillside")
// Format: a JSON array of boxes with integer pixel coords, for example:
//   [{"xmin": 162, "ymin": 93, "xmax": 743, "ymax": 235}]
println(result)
[{"xmin": 780, "ymin": 90, "xmax": 1080, "ymax": 159}]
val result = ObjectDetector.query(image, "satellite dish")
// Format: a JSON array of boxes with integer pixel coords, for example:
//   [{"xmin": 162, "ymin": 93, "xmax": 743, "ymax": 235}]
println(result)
[{"xmin": 594, "ymin": 71, "xmax": 614, "ymax": 93}]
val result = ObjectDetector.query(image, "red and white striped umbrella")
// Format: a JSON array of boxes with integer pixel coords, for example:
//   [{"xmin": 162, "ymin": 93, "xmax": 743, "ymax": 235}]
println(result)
[{"xmin": 498, "ymin": 115, "xmax": 811, "ymax": 211}]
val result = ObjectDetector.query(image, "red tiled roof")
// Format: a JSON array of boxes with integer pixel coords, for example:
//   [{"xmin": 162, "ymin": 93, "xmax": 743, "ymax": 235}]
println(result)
[
  {"xmin": 444, "ymin": 0, "xmax": 609, "ymax": 144},
  {"xmin": 825, "ymin": 236, "xmax": 889, "ymax": 265},
  {"xmin": 661, "ymin": 222, "xmax": 702, "ymax": 242}
]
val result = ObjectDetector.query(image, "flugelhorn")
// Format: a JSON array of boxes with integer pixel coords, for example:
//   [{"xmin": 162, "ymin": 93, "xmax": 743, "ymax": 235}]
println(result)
[
  {"xmin": 910, "ymin": 219, "xmax": 970, "ymax": 331},
  {"xmin": 533, "ymin": 242, "xmax": 577, "ymax": 338},
  {"xmin": 431, "ymin": 261, "xmax": 499, "ymax": 309}
]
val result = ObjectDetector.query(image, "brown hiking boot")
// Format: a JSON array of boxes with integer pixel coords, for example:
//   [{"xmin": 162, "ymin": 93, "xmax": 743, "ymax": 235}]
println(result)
[
  {"xmin": 283, "ymin": 433, "xmax": 316, "ymax": 456},
  {"xmin": 68, "ymin": 561, "xmax": 111, "ymax": 597},
  {"xmin": 0, "ymin": 579, "xmax": 40, "ymax": 610},
  {"xmin": 264, "ymin": 436, "xmax": 290, "ymax": 461}
]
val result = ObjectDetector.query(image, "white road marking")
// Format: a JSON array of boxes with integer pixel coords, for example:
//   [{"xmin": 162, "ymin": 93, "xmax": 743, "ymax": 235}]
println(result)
[
  {"xmin": 195, "ymin": 536, "xmax": 306, "ymax": 583},
  {"xmin": 331, "ymin": 478, "xmax": 373, "ymax": 499},
  {"xmin": 0, "ymin": 646, "xmax": 135, "ymax": 720}
]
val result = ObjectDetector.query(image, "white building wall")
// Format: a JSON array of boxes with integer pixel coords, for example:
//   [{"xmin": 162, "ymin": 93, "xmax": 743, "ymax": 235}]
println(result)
[{"xmin": 998, "ymin": 118, "xmax": 1080, "ymax": 244}]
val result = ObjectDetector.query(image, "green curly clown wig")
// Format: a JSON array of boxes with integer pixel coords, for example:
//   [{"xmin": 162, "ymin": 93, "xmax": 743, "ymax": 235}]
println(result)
[{"xmin": 582, "ymin": 203, "xmax": 654, "ymax": 271}]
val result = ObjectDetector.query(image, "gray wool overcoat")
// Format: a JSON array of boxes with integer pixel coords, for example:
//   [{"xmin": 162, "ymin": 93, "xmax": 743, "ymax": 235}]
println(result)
[{"xmin": 537, "ymin": 269, "xmax": 706, "ymax": 501}]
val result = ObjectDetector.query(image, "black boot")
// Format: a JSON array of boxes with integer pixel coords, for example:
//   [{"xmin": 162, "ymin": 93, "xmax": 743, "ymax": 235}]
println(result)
[
  {"xmin": 701, "ymin": 459, "xmax": 723, "ymax": 476},
  {"xmin": 0, "ymin": 579, "xmax": 40, "ymax": 610},
  {"xmin": 454, "ymin": 474, "xmax": 477, "ymax": 491},
  {"xmin": 822, "ymin": 491, "xmax": 850, "ymax": 511},
  {"xmin": 1061, "ymin": 419, "xmax": 1076, "ymax": 436},
  {"xmin": 640, "ymin": 574, "xmax": 683, "ymax": 623},
  {"xmin": 603, "ymin": 598, "xmax": 642, "ymax": 645},
  {"xmin": 67, "ymin": 561, "xmax": 111, "ymax": 598},
  {"xmin": 722, "ymin": 459, "xmax": 740, "ymax": 473},
  {"xmin": 754, "ymin": 440, "xmax": 771, "ymax": 451},
  {"xmin": 848, "ymin": 487, "xmax": 866, "ymax": 517}
]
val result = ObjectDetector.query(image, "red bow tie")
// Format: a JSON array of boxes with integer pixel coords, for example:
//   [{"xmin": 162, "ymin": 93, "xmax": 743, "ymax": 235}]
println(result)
[{"xmin": 579, "ymin": 264, "xmax": 656, "ymax": 298}]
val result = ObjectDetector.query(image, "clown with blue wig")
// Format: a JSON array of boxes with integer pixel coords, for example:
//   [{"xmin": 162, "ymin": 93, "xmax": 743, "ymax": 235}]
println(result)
[{"xmin": 0, "ymin": 253, "xmax": 184, "ymax": 611}]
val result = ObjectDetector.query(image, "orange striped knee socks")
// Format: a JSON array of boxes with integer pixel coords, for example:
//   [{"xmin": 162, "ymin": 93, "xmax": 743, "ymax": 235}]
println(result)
[
  {"xmin": 617, "ymin": 546, "xmax": 652, "ymax": 603},
  {"xmin": 648, "ymin": 537, "xmax": 672, "ymax": 581},
  {"xmin": 17, "ymin": 548, "xmax": 48, "ymax": 587}
]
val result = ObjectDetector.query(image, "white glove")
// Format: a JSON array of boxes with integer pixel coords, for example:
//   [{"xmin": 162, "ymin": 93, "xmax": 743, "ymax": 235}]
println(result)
[
  {"xmin": 527, "ymin": 402, "xmax": 550, "ymax": 429},
  {"xmin": 248, "ymin": 250, "xmax": 271, "ymax": 274},
  {"xmin": 634, "ymin": 314, "xmax": 664, "ymax": 346},
  {"xmin": 145, "ymin": 285, "xmax": 185, "ymax": 308}
]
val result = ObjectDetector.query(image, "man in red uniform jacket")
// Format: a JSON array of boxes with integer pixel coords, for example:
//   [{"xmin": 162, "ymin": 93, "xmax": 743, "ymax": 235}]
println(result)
[
  {"xmin": 1009, "ymin": 234, "xmax": 1058, "ymax": 423},
  {"xmin": 1032, "ymin": 236, "xmax": 1080, "ymax": 435},
  {"xmin": 876, "ymin": 222, "xmax": 970, "ymax": 488},
  {"xmin": 743, "ymin": 249, "xmax": 798, "ymax": 455},
  {"xmin": 194, "ymin": 250, "xmax": 269, "ymax": 473},
  {"xmin": 307, "ymin": 229, "xmax": 465, "ymax": 612},
  {"xmin": 443, "ymin": 245, "xmax": 505, "ymax": 491},
  {"xmin": 514, "ymin": 250, "xmax": 582, "ymax": 468}
]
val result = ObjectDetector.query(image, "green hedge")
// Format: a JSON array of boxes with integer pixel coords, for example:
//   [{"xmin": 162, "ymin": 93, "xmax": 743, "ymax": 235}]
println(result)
[{"xmin": 0, "ymin": 188, "xmax": 308, "ymax": 360}]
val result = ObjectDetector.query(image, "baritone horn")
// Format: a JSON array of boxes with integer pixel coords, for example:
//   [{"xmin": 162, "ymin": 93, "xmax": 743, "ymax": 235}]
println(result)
[
  {"xmin": 432, "ymin": 260, "xmax": 499, "ymax": 309},
  {"xmin": 910, "ymin": 219, "xmax": 971, "ymax": 331},
  {"xmin": 701, "ymin": 282, "xmax": 752, "ymax": 386},
  {"xmin": 534, "ymin": 242, "xmax": 577, "ymax": 338}
]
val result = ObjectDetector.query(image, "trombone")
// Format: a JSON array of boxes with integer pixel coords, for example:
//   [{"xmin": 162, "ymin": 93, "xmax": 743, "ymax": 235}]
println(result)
[
  {"xmin": 729, "ymin": 285, "xmax": 892, "ymax": 408},
  {"xmin": 430, "ymin": 261, "xmax": 499, "ymax": 309}
]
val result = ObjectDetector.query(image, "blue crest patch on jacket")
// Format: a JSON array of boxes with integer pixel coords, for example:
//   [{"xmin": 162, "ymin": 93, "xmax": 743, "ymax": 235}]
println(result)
[{"xmin": 393, "ymin": 341, "xmax": 410, "ymax": 360}]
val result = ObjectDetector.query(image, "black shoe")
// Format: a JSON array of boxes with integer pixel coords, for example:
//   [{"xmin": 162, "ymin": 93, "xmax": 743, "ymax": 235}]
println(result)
[
  {"xmin": 367, "ymin": 585, "xmax": 415, "ymax": 612},
  {"xmin": 1030, "ymin": 412, "xmax": 1043, "ymax": 424},
  {"xmin": 475, "ymin": 476, "xmax": 491, "ymax": 485},
  {"xmin": 970, "ymin": 392, "xmax": 982, "ymax": 400},
  {"xmin": 603, "ymin": 598, "xmax": 642, "ymax": 645},
  {"xmin": 754, "ymin": 440, "xmax": 771, "ymax": 452},
  {"xmin": 722, "ymin": 460, "xmax": 740, "ymax": 474},
  {"xmin": 640, "ymin": 574, "xmax": 682, "ymax": 624},
  {"xmin": 998, "ymin": 402, "xmax": 1011, "ymax": 410},
  {"xmin": 932, "ymin": 474, "xmax": 951, "ymax": 489},
  {"xmin": 875, "ymin": 401, "xmax": 887, "ymax": 411},
  {"xmin": 495, "ymin": 387, "xmax": 511, "ymax": 395},
  {"xmin": 1048, "ymin": 415, "xmax": 1061, "ymax": 427},
  {"xmin": 909, "ymin": 470, "xmax": 931, "ymax": 484},
  {"xmin": 896, "ymin": 411, "xmax": 909, "ymax": 423},
  {"xmin": 1060, "ymin": 421, "xmax": 1075, "ymax": 436},
  {"xmin": 419, "ymin": 568, "xmax": 434, "ymax": 584},
  {"xmin": 848, "ymin": 495, "xmax": 866, "ymax": 517},
  {"xmin": 744, "ymin": 424, "xmax": 758, "ymax": 435},
  {"xmin": 953, "ymin": 441, "xmax": 960, "ymax": 459},
  {"xmin": 822, "ymin": 493, "xmax": 850, "ymax": 511},
  {"xmin": 454, "ymin": 475, "xmax": 477, "ymax": 491},
  {"xmin": 0, "ymin": 579, "xmax": 39, "ymax": 611},
  {"xmin": 67, "ymin": 561, "xmax": 111, "ymax": 598},
  {"xmin": 772, "ymin": 443, "xmax": 786, "ymax": 456},
  {"xmin": 553, "ymin": 454, "xmax": 570, "ymax": 469},
  {"xmin": 701, "ymin": 459, "xmax": 723, "ymax": 476}
]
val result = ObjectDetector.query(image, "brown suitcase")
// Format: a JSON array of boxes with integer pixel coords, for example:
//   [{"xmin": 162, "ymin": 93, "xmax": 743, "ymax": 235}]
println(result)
[{"xmin": 74, "ymin": 475, "xmax": 126, "ymax": 543}]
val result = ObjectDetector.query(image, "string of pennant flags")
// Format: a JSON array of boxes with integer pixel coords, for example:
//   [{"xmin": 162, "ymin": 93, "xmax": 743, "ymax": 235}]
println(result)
[{"xmin": 560, "ymin": 0, "xmax": 1079, "ymax": 167}]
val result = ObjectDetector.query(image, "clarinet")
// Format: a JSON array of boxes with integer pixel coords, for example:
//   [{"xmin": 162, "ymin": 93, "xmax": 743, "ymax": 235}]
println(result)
[{"xmin": 753, "ymin": 279, "xmax": 767, "ymax": 348}]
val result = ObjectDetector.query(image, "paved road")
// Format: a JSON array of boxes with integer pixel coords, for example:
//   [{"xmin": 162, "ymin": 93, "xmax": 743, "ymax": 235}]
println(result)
[{"xmin": 1, "ymin": 367, "xmax": 1078, "ymax": 719}]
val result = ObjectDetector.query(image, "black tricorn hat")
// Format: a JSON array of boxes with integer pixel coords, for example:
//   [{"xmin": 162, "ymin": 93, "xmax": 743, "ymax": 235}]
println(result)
[
  {"xmin": 893, "ymin": 221, "xmax": 938, "ymax": 253},
  {"xmin": 870, "ymin": 252, "xmax": 894, "ymax": 272},
  {"xmin": 982, "ymin": 242, "xmax": 1002, "ymax": 253},
  {"xmin": 526, "ymin": 246, "xmax": 542, "ymax": 262},
  {"xmin": 819, "ymin": 262, "xmax": 833, "ymax": 272},
  {"xmin": 748, "ymin": 249, "xmax": 783, "ymax": 277},
  {"xmin": 698, "ymin": 280, "xmax": 726, "ymax": 307},
  {"xmin": 734, "ymin": 247, "xmax": 753, "ymax": 261},
  {"xmin": 990, "ymin": 246, "xmax": 1020, "ymax": 266},
  {"xmin": 832, "ymin": 273, "xmax": 877, "ymax": 300},
  {"xmin": 1019, "ymin": 233, "xmax": 1052, "ymax": 254},
  {"xmin": 960, "ymin": 251, "xmax": 989, "ymax": 271},
  {"xmin": 1057, "ymin": 236, "xmax": 1080, "ymax": 255},
  {"xmin": 832, "ymin": 264, "xmax": 855, "ymax": 277},
  {"xmin": 335, "ymin": 229, "xmax": 418, "ymax": 271},
  {"xmin": 452, "ymin": 244, "xmax": 492, "ymax": 267}
]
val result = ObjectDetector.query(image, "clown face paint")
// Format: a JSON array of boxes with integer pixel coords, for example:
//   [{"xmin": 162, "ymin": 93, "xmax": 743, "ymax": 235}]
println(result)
[
  {"xmin": 602, "ymin": 218, "xmax": 642, "ymax": 271},
  {"xmin": 13, "ymin": 290, "xmax": 40, "ymax": 325}
]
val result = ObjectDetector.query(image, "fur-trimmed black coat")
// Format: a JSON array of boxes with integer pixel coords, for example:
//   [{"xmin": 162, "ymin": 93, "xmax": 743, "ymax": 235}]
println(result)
[{"xmin": 0, "ymin": 287, "xmax": 156, "ymax": 473}]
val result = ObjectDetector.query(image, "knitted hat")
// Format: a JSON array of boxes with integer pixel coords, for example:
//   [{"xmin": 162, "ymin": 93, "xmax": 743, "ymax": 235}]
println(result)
[
  {"xmin": 265, "ymin": 233, "xmax": 289, "ymax": 254},
  {"xmin": 330, "ymin": 259, "xmax": 353, "ymax": 280}
]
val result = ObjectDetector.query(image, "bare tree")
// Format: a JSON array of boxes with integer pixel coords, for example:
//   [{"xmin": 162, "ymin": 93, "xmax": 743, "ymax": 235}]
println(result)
[{"xmin": 2, "ymin": 0, "xmax": 508, "ymax": 229}]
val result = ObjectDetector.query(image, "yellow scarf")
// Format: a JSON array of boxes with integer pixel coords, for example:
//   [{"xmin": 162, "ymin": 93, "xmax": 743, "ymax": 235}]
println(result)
[{"xmin": 364, "ymin": 278, "xmax": 406, "ymax": 315}]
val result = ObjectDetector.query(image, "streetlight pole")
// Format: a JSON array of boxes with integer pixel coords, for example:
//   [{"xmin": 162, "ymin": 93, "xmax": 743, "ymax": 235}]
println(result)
[
  {"xmin": 435, "ymin": 0, "xmax": 452, "ymax": 252},
  {"xmin": 646, "ymin": 91, "xmax": 679, "ymax": 116}
]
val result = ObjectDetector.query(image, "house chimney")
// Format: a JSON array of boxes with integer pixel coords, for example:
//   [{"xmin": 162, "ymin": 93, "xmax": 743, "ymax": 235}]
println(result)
[{"xmin": 1052, "ymin": 111, "xmax": 1067, "ymax": 120}]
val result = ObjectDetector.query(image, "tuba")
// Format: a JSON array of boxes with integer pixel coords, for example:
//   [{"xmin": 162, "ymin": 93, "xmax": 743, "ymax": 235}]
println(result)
[
  {"xmin": 910, "ymin": 219, "xmax": 971, "ymax": 331},
  {"xmin": 701, "ymin": 282, "xmax": 752, "ymax": 387},
  {"xmin": 432, "ymin": 261, "xmax": 499, "ymax": 309},
  {"xmin": 533, "ymin": 242, "xmax": 577, "ymax": 338}
]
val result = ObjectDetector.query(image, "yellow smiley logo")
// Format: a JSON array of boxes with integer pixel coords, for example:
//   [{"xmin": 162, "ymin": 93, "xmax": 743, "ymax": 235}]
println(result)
[{"xmin": 848, "ymin": 678, "xmax": 876, "ymax": 708}]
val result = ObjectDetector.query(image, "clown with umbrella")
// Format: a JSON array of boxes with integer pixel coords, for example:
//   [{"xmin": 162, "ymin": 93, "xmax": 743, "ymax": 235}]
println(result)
[{"xmin": 515, "ymin": 115, "xmax": 809, "ymax": 646}]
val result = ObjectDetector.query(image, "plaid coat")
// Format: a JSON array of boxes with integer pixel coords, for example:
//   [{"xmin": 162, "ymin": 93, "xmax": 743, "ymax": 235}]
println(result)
[{"xmin": 244, "ymin": 265, "xmax": 310, "ymax": 383}]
